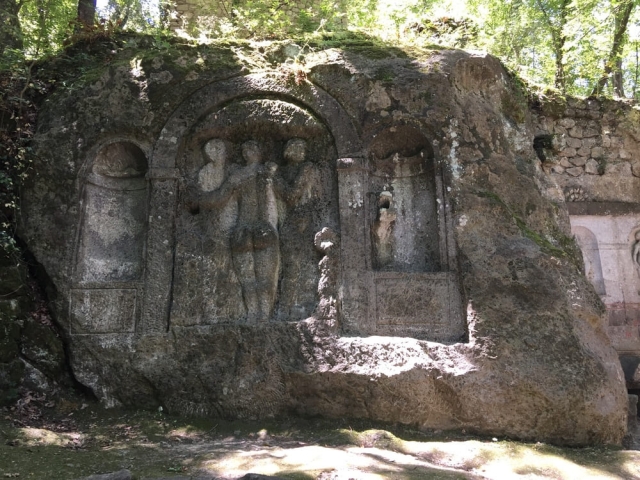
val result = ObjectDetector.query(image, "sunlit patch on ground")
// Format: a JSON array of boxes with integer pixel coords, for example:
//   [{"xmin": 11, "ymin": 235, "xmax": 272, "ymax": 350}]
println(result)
[
  {"xmin": 197, "ymin": 434, "xmax": 640, "ymax": 480},
  {"xmin": 12, "ymin": 427, "xmax": 85, "ymax": 448},
  {"xmin": 0, "ymin": 404, "xmax": 638, "ymax": 479}
]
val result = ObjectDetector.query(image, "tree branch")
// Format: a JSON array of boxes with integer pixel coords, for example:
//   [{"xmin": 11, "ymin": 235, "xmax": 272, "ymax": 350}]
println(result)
[{"xmin": 591, "ymin": 0, "xmax": 636, "ymax": 96}]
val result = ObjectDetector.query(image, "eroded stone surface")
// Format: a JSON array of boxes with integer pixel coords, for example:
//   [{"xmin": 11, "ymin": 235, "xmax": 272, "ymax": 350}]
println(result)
[{"xmin": 19, "ymin": 45, "xmax": 627, "ymax": 445}]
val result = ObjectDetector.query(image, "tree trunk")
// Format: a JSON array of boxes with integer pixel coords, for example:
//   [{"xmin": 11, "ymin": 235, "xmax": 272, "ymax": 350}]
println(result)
[
  {"xmin": 0, "ymin": 0, "xmax": 23, "ymax": 54},
  {"xmin": 591, "ymin": 0, "xmax": 635, "ymax": 96},
  {"xmin": 554, "ymin": 37, "xmax": 566, "ymax": 91},
  {"xmin": 536, "ymin": 0, "xmax": 570, "ymax": 92},
  {"xmin": 77, "ymin": 0, "xmax": 96, "ymax": 29},
  {"xmin": 613, "ymin": 59, "xmax": 625, "ymax": 97}
]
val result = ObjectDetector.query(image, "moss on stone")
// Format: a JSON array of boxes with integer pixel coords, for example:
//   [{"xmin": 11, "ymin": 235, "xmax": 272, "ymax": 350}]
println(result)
[{"xmin": 476, "ymin": 190, "xmax": 580, "ymax": 265}]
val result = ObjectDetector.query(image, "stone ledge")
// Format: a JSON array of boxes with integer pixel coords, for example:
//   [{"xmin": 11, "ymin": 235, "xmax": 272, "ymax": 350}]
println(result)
[{"xmin": 567, "ymin": 201, "xmax": 640, "ymax": 216}]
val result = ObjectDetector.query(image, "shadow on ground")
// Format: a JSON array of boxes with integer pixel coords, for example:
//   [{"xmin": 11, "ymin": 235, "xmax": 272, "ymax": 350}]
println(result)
[{"xmin": 0, "ymin": 396, "xmax": 638, "ymax": 479}]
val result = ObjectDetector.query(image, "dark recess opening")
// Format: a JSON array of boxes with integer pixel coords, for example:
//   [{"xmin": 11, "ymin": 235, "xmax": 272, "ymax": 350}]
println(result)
[{"xmin": 533, "ymin": 134, "xmax": 553, "ymax": 162}]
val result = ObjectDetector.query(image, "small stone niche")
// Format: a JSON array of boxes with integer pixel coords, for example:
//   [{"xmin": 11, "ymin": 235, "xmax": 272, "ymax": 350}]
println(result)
[
  {"xmin": 369, "ymin": 131, "xmax": 440, "ymax": 272},
  {"xmin": 75, "ymin": 141, "xmax": 148, "ymax": 284},
  {"xmin": 71, "ymin": 141, "xmax": 148, "ymax": 334},
  {"xmin": 367, "ymin": 126, "xmax": 445, "ymax": 274},
  {"xmin": 338, "ymin": 125, "xmax": 464, "ymax": 342}
]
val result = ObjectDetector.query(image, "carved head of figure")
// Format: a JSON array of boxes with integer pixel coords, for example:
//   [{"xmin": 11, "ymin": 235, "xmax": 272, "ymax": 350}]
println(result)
[
  {"xmin": 242, "ymin": 140, "xmax": 262, "ymax": 165},
  {"xmin": 284, "ymin": 138, "xmax": 307, "ymax": 165},
  {"xmin": 203, "ymin": 139, "xmax": 228, "ymax": 164}
]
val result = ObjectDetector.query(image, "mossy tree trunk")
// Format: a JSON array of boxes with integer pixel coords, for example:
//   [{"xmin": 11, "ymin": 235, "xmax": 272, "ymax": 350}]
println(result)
[
  {"xmin": 76, "ymin": 0, "xmax": 96, "ymax": 29},
  {"xmin": 0, "ymin": 0, "xmax": 24, "ymax": 55},
  {"xmin": 591, "ymin": 0, "xmax": 636, "ymax": 96}
]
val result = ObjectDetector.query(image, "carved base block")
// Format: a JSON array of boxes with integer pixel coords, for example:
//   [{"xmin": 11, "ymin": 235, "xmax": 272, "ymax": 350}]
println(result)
[
  {"xmin": 70, "ymin": 289, "xmax": 137, "ymax": 334},
  {"xmin": 372, "ymin": 272, "xmax": 464, "ymax": 342}
]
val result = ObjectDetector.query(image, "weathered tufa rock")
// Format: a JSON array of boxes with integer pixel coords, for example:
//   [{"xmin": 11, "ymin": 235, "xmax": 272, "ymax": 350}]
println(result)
[{"xmin": 19, "ymin": 43, "xmax": 627, "ymax": 445}]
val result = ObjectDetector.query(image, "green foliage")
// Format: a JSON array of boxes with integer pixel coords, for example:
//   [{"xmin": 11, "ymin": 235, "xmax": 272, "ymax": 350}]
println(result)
[
  {"xmin": 0, "ymin": 57, "xmax": 49, "ymax": 257},
  {"xmin": 98, "ymin": 0, "xmax": 168, "ymax": 30},
  {"xmin": 19, "ymin": 0, "xmax": 77, "ymax": 58},
  {"xmin": 1, "ymin": 0, "xmax": 640, "ymax": 100},
  {"xmin": 175, "ymin": 0, "xmax": 349, "ymax": 41},
  {"xmin": 345, "ymin": 0, "xmax": 378, "ymax": 30},
  {"xmin": 468, "ymin": 0, "xmax": 640, "ymax": 97}
]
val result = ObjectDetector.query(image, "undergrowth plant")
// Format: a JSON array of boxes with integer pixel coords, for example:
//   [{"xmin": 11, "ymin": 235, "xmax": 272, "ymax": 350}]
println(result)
[
  {"xmin": 0, "ymin": 54, "xmax": 40, "ymax": 259},
  {"xmin": 0, "ymin": 23, "xmax": 130, "ymax": 259}
]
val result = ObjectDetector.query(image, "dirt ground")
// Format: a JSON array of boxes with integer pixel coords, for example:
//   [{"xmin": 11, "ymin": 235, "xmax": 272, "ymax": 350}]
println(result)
[{"xmin": 0, "ymin": 389, "xmax": 639, "ymax": 480}]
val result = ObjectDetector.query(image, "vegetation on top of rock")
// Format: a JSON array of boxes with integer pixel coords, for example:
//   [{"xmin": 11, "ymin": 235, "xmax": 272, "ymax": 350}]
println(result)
[{"xmin": 4, "ymin": 0, "xmax": 640, "ymax": 99}]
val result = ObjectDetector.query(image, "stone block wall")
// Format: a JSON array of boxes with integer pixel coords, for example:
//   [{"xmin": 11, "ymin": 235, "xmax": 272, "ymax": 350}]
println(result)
[
  {"xmin": 535, "ymin": 97, "xmax": 640, "ymax": 390},
  {"xmin": 535, "ymin": 97, "xmax": 640, "ymax": 203}
]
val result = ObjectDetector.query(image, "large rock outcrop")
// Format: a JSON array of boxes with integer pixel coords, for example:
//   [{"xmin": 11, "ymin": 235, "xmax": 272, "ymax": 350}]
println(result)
[{"xmin": 19, "ymin": 38, "xmax": 627, "ymax": 445}]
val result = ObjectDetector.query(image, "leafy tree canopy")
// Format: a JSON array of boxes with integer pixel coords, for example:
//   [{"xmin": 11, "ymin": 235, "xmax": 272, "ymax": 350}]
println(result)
[{"xmin": 3, "ymin": 0, "xmax": 640, "ymax": 98}]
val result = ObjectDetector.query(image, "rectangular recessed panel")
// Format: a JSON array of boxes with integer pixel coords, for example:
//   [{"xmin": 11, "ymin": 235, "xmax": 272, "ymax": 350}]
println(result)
[
  {"xmin": 374, "ymin": 272, "xmax": 464, "ymax": 342},
  {"xmin": 70, "ymin": 289, "xmax": 137, "ymax": 334}
]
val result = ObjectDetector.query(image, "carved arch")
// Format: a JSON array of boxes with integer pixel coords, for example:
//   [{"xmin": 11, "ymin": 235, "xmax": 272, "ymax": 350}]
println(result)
[
  {"xmin": 75, "ymin": 140, "xmax": 149, "ymax": 284},
  {"xmin": 141, "ymin": 73, "xmax": 361, "ymax": 333},
  {"xmin": 151, "ymin": 73, "xmax": 362, "ymax": 171},
  {"xmin": 573, "ymin": 226, "xmax": 606, "ymax": 296},
  {"xmin": 70, "ymin": 140, "xmax": 149, "ymax": 335}
]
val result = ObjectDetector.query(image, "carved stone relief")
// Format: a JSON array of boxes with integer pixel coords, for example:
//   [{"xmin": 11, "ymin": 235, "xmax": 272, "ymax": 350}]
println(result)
[
  {"xmin": 18, "ymin": 51, "xmax": 630, "ymax": 445},
  {"xmin": 337, "ymin": 126, "xmax": 464, "ymax": 341},
  {"xmin": 369, "ymin": 150, "xmax": 440, "ymax": 272},
  {"xmin": 76, "ymin": 141, "xmax": 148, "ymax": 284},
  {"xmin": 170, "ymin": 99, "xmax": 339, "ymax": 326},
  {"xmin": 72, "ymin": 141, "xmax": 148, "ymax": 334}
]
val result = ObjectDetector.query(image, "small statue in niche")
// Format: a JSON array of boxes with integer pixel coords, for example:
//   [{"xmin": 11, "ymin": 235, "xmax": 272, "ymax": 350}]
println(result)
[
  {"xmin": 372, "ymin": 189, "xmax": 396, "ymax": 270},
  {"xmin": 369, "ymin": 147, "xmax": 440, "ymax": 272}
]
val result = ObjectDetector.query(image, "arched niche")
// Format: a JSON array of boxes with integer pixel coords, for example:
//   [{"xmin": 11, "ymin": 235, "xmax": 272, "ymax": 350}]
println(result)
[
  {"xmin": 573, "ymin": 226, "xmax": 606, "ymax": 296},
  {"xmin": 151, "ymin": 73, "xmax": 361, "ymax": 171},
  {"xmin": 368, "ymin": 126, "xmax": 441, "ymax": 272},
  {"xmin": 140, "ymin": 73, "xmax": 361, "ymax": 333},
  {"xmin": 76, "ymin": 141, "xmax": 149, "ymax": 284},
  {"xmin": 171, "ymin": 98, "xmax": 338, "ymax": 326}
]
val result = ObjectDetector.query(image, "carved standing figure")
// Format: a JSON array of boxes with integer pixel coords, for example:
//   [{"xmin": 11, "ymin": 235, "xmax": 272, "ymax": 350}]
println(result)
[
  {"xmin": 188, "ymin": 138, "xmax": 320, "ymax": 323},
  {"xmin": 230, "ymin": 140, "xmax": 280, "ymax": 323},
  {"xmin": 189, "ymin": 140, "xmax": 280, "ymax": 323},
  {"xmin": 198, "ymin": 139, "xmax": 227, "ymax": 192},
  {"xmin": 273, "ymin": 138, "xmax": 319, "ymax": 206},
  {"xmin": 272, "ymin": 138, "xmax": 323, "ymax": 319}
]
